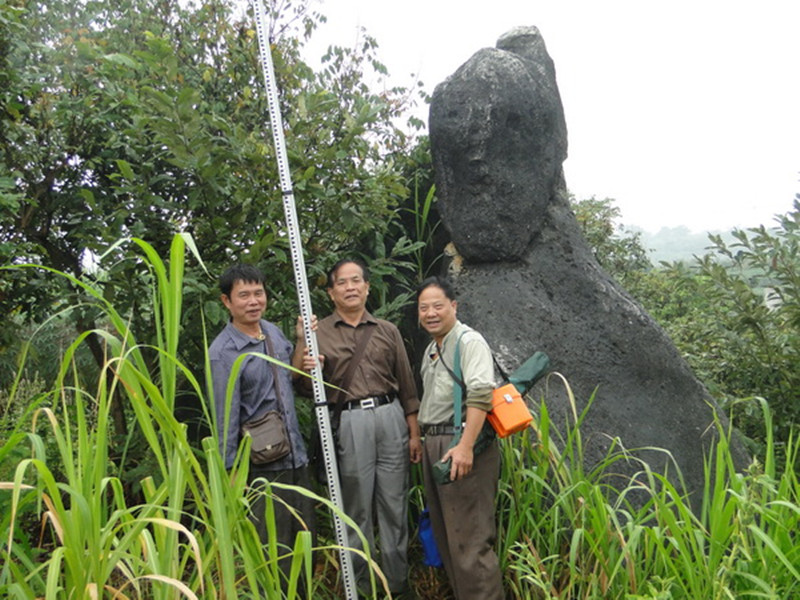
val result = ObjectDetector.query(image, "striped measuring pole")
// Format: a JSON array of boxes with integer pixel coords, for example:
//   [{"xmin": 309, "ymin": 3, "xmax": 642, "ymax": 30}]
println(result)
[{"xmin": 251, "ymin": 1, "xmax": 358, "ymax": 598}]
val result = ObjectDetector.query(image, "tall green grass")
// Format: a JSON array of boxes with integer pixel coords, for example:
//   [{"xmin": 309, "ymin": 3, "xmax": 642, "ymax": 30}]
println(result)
[
  {"xmin": 0, "ymin": 235, "xmax": 382, "ymax": 599},
  {"xmin": 2, "ymin": 235, "xmax": 798, "ymax": 598},
  {"xmin": 496, "ymin": 377, "xmax": 799, "ymax": 599}
]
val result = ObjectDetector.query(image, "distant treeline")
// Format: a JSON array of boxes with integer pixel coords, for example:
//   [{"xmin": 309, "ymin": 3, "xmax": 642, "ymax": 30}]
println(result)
[{"xmin": 636, "ymin": 226, "xmax": 738, "ymax": 264}]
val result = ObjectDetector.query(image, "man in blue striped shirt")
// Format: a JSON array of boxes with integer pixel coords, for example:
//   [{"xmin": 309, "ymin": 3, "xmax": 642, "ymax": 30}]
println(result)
[{"xmin": 209, "ymin": 263, "xmax": 315, "ymax": 585}]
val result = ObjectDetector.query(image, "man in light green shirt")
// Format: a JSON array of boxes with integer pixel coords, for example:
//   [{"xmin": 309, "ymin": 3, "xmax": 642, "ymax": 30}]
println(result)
[
  {"xmin": 419, "ymin": 321, "xmax": 494, "ymax": 425},
  {"xmin": 416, "ymin": 276, "xmax": 505, "ymax": 600}
]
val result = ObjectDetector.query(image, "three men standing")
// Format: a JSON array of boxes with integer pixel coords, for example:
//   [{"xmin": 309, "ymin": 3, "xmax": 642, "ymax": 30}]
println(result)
[{"xmin": 295, "ymin": 258, "xmax": 421, "ymax": 596}]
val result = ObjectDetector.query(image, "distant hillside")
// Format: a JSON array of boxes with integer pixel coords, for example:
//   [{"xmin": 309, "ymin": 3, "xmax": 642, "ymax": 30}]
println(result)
[{"xmin": 632, "ymin": 226, "xmax": 737, "ymax": 264}]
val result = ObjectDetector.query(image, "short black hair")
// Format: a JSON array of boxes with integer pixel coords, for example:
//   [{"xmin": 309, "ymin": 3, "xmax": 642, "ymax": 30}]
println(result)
[
  {"xmin": 219, "ymin": 264, "xmax": 265, "ymax": 297},
  {"xmin": 416, "ymin": 276, "xmax": 456, "ymax": 301},
  {"xmin": 326, "ymin": 258, "xmax": 371, "ymax": 289}
]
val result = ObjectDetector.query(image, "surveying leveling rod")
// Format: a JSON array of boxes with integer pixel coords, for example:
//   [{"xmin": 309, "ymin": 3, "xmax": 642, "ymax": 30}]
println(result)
[{"xmin": 251, "ymin": 1, "xmax": 358, "ymax": 598}]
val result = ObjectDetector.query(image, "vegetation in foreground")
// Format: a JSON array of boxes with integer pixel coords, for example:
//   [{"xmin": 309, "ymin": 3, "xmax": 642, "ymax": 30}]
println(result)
[{"xmin": 2, "ymin": 236, "xmax": 798, "ymax": 599}]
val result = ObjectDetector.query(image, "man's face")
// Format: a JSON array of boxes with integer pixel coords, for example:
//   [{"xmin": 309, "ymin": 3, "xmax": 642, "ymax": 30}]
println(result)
[
  {"xmin": 327, "ymin": 262, "xmax": 370, "ymax": 313},
  {"xmin": 418, "ymin": 285, "xmax": 457, "ymax": 342},
  {"xmin": 222, "ymin": 279, "xmax": 267, "ymax": 330}
]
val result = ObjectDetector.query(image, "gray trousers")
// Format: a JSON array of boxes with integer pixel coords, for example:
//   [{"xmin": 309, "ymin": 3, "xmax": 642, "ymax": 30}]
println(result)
[
  {"xmin": 337, "ymin": 399, "xmax": 410, "ymax": 594},
  {"xmin": 422, "ymin": 434, "xmax": 504, "ymax": 600}
]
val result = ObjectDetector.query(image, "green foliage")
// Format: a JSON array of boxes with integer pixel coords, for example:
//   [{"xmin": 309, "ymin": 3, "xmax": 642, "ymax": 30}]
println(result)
[
  {"xmin": 0, "ymin": 0, "xmax": 424, "ymax": 393},
  {"xmin": 631, "ymin": 200, "xmax": 800, "ymax": 459},
  {"xmin": 495, "ymin": 379, "xmax": 799, "ymax": 599},
  {"xmin": 571, "ymin": 195, "xmax": 652, "ymax": 286},
  {"xmin": 693, "ymin": 205, "xmax": 800, "ymax": 448},
  {"xmin": 403, "ymin": 181, "xmax": 440, "ymax": 282}
]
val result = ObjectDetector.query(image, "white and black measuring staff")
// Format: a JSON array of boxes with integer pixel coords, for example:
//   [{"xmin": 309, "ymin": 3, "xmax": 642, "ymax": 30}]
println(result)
[{"xmin": 251, "ymin": 1, "xmax": 357, "ymax": 598}]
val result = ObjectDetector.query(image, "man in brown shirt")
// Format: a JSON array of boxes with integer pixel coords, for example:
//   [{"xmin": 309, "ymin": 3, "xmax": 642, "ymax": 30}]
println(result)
[{"xmin": 295, "ymin": 258, "xmax": 421, "ymax": 596}]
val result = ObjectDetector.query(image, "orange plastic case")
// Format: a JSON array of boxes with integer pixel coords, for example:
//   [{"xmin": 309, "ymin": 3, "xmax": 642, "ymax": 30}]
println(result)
[{"xmin": 487, "ymin": 383, "xmax": 533, "ymax": 437}]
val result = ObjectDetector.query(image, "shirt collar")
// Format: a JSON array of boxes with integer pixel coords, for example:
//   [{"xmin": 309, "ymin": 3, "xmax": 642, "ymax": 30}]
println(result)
[
  {"xmin": 226, "ymin": 320, "xmax": 266, "ymax": 351},
  {"xmin": 332, "ymin": 309, "xmax": 378, "ymax": 328},
  {"xmin": 439, "ymin": 320, "xmax": 465, "ymax": 350}
]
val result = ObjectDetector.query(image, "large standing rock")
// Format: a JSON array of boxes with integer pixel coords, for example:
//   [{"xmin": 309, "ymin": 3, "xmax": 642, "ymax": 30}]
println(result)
[
  {"xmin": 428, "ymin": 26, "xmax": 747, "ymax": 503},
  {"xmin": 430, "ymin": 27, "xmax": 567, "ymax": 263}
]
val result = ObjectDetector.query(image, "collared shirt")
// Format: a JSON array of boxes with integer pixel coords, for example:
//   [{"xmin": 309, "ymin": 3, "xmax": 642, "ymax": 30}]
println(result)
[
  {"xmin": 310, "ymin": 310, "xmax": 420, "ymax": 415},
  {"xmin": 419, "ymin": 320, "xmax": 494, "ymax": 426},
  {"xmin": 209, "ymin": 319, "xmax": 308, "ymax": 470}
]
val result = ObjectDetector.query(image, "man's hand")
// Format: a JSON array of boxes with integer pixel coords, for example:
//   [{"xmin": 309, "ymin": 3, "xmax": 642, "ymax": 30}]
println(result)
[
  {"xmin": 406, "ymin": 412, "xmax": 422, "ymax": 464},
  {"xmin": 442, "ymin": 441, "xmax": 474, "ymax": 481},
  {"xmin": 442, "ymin": 406, "xmax": 487, "ymax": 480},
  {"xmin": 301, "ymin": 348, "xmax": 324, "ymax": 372},
  {"xmin": 295, "ymin": 314, "xmax": 318, "ymax": 343},
  {"xmin": 409, "ymin": 435, "xmax": 422, "ymax": 464},
  {"xmin": 292, "ymin": 315, "xmax": 321, "ymax": 378}
]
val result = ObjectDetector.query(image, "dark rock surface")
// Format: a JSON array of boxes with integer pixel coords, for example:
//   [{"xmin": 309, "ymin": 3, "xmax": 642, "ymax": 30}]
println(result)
[
  {"xmin": 428, "ymin": 26, "xmax": 747, "ymax": 504},
  {"xmin": 430, "ymin": 26, "xmax": 567, "ymax": 263}
]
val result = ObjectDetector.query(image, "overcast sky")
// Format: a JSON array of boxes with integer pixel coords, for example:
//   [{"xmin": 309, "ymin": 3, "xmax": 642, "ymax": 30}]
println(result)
[{"xmin": 302, "ymin": 0, "xmax": 799, "ymax": 233}]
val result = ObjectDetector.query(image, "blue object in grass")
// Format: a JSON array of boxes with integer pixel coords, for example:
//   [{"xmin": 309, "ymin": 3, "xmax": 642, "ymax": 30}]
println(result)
[{"xmin": 419, "ymin": 508, "xmax": 443, "ymax": 567}]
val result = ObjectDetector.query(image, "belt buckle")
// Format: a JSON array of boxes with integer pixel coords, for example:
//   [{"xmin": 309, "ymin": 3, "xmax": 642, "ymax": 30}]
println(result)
[{"xmin": 360, "ymin": 397, "xmax": 376, "ymax": 409}]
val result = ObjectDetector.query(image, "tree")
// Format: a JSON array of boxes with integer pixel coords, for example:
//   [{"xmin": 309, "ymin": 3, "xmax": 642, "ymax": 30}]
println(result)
[
  {"xmin": 0, "ymin": 0, "xmax": 421, "ymax": 365},
  {"xmin": 570, "ymin": 195, "xmax": 652, "ymax": 283},
  {"xmin": 0, "ymin": 0, "xmax": 426, "ymax": 444},
  {"xmin": 687, "ymin": 199, "xmax": 800, "ymax": 452}
]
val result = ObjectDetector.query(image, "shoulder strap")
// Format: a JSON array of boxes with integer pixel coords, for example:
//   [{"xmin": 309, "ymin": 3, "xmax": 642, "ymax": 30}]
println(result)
[
  {"xmin": 492, "ymin": 354, "xmax": 509, "ymax": 382},
  {"xmin": 263, "ymin": 332, "xmax": 286, "ymax": 413},
  {"xmin": 452, "ymin": 336, "xmax": 465, "ymax": 436},
  {"xmin": 440, "ymin": 334, "xmax": 508, "ymax": 386},
  {"xmin": 438, "ymin": 341, "xmax": 466, "ymax": 396},
  {"xmin": 336, "ymin": 323, "xmax": 376, "ymax": 403},
  {"xmin": 438, "ymin": 332, "xmax": 468, "ymax": 436},
  {"xmin": 263, "ymin": 328, "xmax": 296, "ymax": 461}
]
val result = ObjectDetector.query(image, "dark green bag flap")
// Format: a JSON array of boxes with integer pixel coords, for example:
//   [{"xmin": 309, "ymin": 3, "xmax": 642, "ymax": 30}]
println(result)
[{"xmin": 507, "ymin": 351, "xmax": 550, "ymax": 394}]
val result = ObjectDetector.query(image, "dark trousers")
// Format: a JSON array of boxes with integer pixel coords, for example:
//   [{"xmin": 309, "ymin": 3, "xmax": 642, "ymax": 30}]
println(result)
[
  {"xmin": 422, "ymin": 435, "xmax": 504, "ymax": 600},
  {"xmin": 248, "ymin": 464, "xmax": 317, "ymax": 590}
]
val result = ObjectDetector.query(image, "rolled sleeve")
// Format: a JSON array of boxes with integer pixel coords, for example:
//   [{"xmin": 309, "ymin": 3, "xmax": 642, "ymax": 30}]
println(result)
[{"xmin": 461, "ymin": 335, "xmax": 494, "ymax": 412}]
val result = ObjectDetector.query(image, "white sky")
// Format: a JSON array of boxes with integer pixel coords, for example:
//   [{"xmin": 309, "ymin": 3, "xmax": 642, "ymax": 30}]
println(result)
[{"xmin": 302, "ymin": 0, "xmax": 800, "ymax": 233}]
